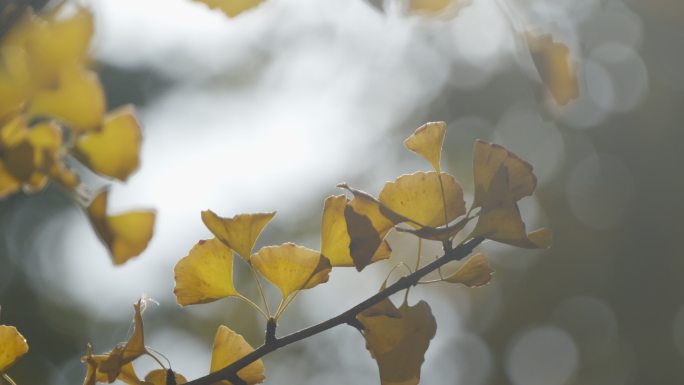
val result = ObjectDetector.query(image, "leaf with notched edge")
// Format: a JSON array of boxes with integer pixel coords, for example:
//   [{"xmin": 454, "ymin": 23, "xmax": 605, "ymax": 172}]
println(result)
[
  {"xmin": 211, "ymin": 325, "xmax": 265, "ymax": 385},
  {"xmin": 201, "ymin": 210, "xmax": 275, "ymax": 263}
]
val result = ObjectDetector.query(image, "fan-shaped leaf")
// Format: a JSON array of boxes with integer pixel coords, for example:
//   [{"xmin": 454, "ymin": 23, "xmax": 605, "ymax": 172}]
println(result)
[
  {"xmin": 201, "ymin": 210, "xmax": 276, "ymax": 262},
  {"xmin": 211, "ymin": 325, "xmax": 265, "ymax": 385},
  {"xmin": 0, "ymin": 325, "xmax": 28, "ymax": 372},
  {"xmin": 445, "ymin": 253, "xmax": 493, "ymax": 287},
  {"xmin": 403, "ymin": 121, "xmax": 445, "ymax": 172}
]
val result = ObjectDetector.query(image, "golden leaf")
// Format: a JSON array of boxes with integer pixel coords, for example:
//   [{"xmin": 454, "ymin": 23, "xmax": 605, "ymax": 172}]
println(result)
[
  {"xmin": 403, "ymin": 121, "xmax": 446, "ymax": 172},
  {"xmin": 73, "ymin": 105, "xmax": 141, "ymax": 181},
  {"xmin": 201, "ymin": 210, "xmax": 276, "ymax": 262},
  {"xmin": 87, "ymin": 190, "xmax": 156, "ymax": 265},
  {"xmin": 193, "ymin": 0, "xmax": 264, "ymax": 17},
  {"xmin": 445, "ymin": 253, "xmax": 493, "ymax": 287},
  {"xmin": 408, "ymin": 0, "xmax": 472, "ymax": 18},
  {"xmin": 211, "ymin": 325, "xmax": 265, "ymax": 385},
  {"xmin": 0, "ymin": 325, "xmax": 28, "ymax": 372},
  {"xmin": 379, "ymin": 171, "xmax": 466, "ymax": 229},
  {"xmin": 320, "ymin": 195, "xmax": 391, "ymax": 267},
  {"xmin": 145, "ymin": 369, "xmax": 188, "ymax": 385},
  {"xmin": 174, "ymin": 238, "xmax": 240, "ymax": 306},
  {"xmin": 251, "ymin": 243, "xmax": 331, "ymax": 298},
  {"xmin": 358, "ymin": 300, "xmax": 437, "ymax": 385},
  {"xmin": 527, "ymin": 32, "xmax": 578, "ymax": 105}
]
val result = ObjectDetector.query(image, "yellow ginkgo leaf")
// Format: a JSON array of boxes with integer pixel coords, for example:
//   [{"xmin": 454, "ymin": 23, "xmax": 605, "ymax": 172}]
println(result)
[
  {"xmin": 403, "ymin": 121, "xmax": 446, "ymax": 172},
  {"xmin": 87, "ymin": 189, "xmax": 156, "ymax": 265},
  {"xmin": 408, "ymin": 0, "xmax": 472, "ymax": 17},
  {"xmin": 211, "ymin": 325, "xmax": 265, "ymax": 385},
  {"xmin": 379, "ymin": 171, "xmax": 466, "ymax": 229},
  {"xmin": 73, "ymin": 105, "xmax": 141, "ymax": 181},
  {"xmin": 145, "ymin": 369, "xmax": 188, "ymax": 385},
  {"xmin": 27, "ymin": 65, "xmax": 105, "ymax": 132},
  {"xmin": 251, "ymin": 243, "xmax": 331, "ymax": 298},
  {"xmin": 116, "ymin": 362, "xmax": 145, "ymax": 385},
  {"xmin": 193, "ymin": 0, "xmax": 264, "ymax": 17},
  {"xmin": 344, "ymin": 204, "xmax": 394, "ymax": 271},
  {"xmin": 320, "ymin": 195, "xmax": 391, "ymax": 267},
  {"xmin": 526, "ymin": 32, "xmax": 578, "ymax": 106},
  {"xmin": 201, "ymin": 210, "xmax": 276, "ymax": 262},
  {"xmin": 174, "ymin": 238, "xmax": 240, "ymax": 306},
  {"xmin": 81, "ymin": 344, "xmax": 98, "ymax": 385},
  {"xmin": 0, "ymin": 47, "xmax": 30, "ymax": 121},
  {"xmin": 0, "ymin": 325, "xmax": 28, "ymax": 372},
  {"xmin": 445, "ymin": 253, "xmax": 493, "ymax": 287},
  {"xmin": 358, "ymin": 300, "xmax": 437, "ymax": 385},
  {"xmin": 472, "ymin": 140, "xmax": 536, "ymax": 209}
]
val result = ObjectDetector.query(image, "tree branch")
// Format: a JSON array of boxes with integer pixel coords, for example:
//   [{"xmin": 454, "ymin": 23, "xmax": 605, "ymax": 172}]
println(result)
[{"xmin": 184, "ymin": 237, "xmax": 484, "ymax": 385}]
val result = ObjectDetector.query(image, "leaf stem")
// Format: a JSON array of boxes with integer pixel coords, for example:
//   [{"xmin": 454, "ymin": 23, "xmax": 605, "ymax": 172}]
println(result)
[
  {"xmin": 248, "ymin": 265, "xmax": 272, "ymax": 317},
  {"xmin": 2, "ymin": 374, "xmax": 17, "ymax": 385},
  {"xmin": 237, "ymin": 294, "xmax": 269, "ymax": 320}
]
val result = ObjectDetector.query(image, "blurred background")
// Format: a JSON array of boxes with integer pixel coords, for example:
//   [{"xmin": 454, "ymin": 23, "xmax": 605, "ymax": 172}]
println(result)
[{"xmin": 1, "ymin": 0, "xmax": 683, "ymax": 384}]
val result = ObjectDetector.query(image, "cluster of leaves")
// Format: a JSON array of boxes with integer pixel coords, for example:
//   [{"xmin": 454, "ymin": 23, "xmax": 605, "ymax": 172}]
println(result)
[
  {"xmin": 0, "ymin": 4, "xmax": 155, "ymax": 264},
  {"xmin": 79, "ymin": 122, "xmax": 550, "ymax": 385}
]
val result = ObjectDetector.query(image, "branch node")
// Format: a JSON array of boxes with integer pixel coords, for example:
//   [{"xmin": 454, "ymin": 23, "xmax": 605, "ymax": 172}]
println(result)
[
  {"xmin": 346, "ymin": 317, "xmax": 365, "ymax": 333},
  {"xmin": 265, "ymin": 317, "xmax": 277, "ymax": 345}
]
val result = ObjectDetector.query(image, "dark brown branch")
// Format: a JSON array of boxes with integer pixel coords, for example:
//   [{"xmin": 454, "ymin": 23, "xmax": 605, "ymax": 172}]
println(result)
[{"xmin": 184, "ymin": 237, "xmax": 484, "ymax": 385}]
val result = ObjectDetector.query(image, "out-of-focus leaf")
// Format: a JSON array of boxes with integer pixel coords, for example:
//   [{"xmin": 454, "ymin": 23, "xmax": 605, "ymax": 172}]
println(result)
[
  {"xmin": 211, "ymin": 325, "xmax": 265, "ymax": 385},
  {"xmin": 87, "ymin": 189, "xmax": 156, "ymax": 265},
  {"xmin": 73, "ymin": 105, "xmax": 141, "ymax": 181},
  {"xmin": 0, "ymin": 47, "xmax": 30, "ymax": 120},
  {"xmin": 145, "ymin": 369, "xmax": 188, "ymax": 385},
  {"xmin": 251, "ymin": 243, "xmax": 331, "ymax": 298},
  {"xmin": 527, "ymin": 32, "xmax": 578, "ymax": 105},
  {"xmin": 408, "ymin": 0, "xmax": 472, "ymax": 18},
  {"xmin": 174, "ymin": 238, "xmax": 240, "ymax": 306},
  {"xmin": 358, "ymin": 300, "xmax": 436, "ymax": 385},
  {"xmin": 379, "ymin": 171, "xmax": 465, "ymax": 229},
  {"xmin": 0, "ymin": 325, "xmax": 28, "ymax": 372},
  {"xmin": 81, "ymin": 344, "xmax": 97, "ymax": 385},
  {"xmin": 403, "ymin": 121, "xmax": 445, "ymax": 172},
  {"xmin": 321, "ymin": 194, "xmax": 391, "ymax": 267},
  {"xmin": 201, "ymin": 210, "xmax": 276, "ymax": 262},
  {"xmin": 445, "ymin": 253, "xmax": 493, "ymax": 287},
  {"xmin": 193, "ymin": 0, "xmax": 264, "ymax": 17},
  {"xmin": 27, "ymin": 65, "xmax": 105, "ymax": 132}
]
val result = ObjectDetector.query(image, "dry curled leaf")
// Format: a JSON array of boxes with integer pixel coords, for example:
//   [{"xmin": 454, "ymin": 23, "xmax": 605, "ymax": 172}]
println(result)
[
  {"xmin": 201, "ymin": 210, "xmax": 276, "ymax": 262},
  {"xmin": 174, "ymin": 238, "xmax": 240, "ymax": 306},
  {"xmin": 211, "ymin": 325, "xmax": 265, "ymax": 385}
]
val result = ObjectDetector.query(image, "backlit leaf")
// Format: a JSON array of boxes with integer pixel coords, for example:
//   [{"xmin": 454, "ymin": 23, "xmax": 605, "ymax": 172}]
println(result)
[
  {"xmin": 358, "ymin": 300, "xmax": 436, "ymax": 385},
  {"xmin": 145, "ymin": 369, "xmax": 188, "ymax": 385},
  {"xmin": 527, "ymin": 32, "xmax": 578, "ymax": 105},
  {"xmin": 344, "ymin": 205, "xmax": 389, "ymax": 271},
  {"xmin": 193, "ymin": 0, "xmax": 264, "ymax": 17},
  {"xmin": 87, "ymin": 190, "xmax": 156, "ymax": 265},
  {"xmin": 445, "ymin": 253, "xmax": 493, "ymax": 287},
  {"xmin": 403, "ymin": 121, "xmax": 445, "ymax": 172},
  {"xmin": 201, "ymin": 210, "xmax": 276, "ymax": 262},
  {"xmin": 174, "ymin": 238, "xmax": 240, "ymax": 306},
  {"xmin": 408, "ymin": 0, "xmax": 472, "ymax": 18},
  {"xmin": 320, "ymin": 195, "xmax": 391, "ymax": 267},
  {"xmin": 211, "ymin": 325, "xmax": 265, "ymax": 385},
  {"xmin": 251, "ymin": 243, "xmax": 331, "ymax": 298},
  {"xmin": 0, "ymin": 325, "xmax": 28, "ymax": 372},
  {"xmin": 73, "ymin": 105, "xmax": 141, "ymax": 181},
  {"xmin": 379, "ymin": 171, "xmax": 465, "ymax": 229}
]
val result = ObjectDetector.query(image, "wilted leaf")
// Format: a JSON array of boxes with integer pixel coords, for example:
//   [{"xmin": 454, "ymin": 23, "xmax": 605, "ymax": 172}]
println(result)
[
  {"xmin": 174, "ymin": 238, "xmax": 240, "ymax": 306},
  {"xmin": 321, "ymin": 195, "xmax": 391, "ymax": 267},
  {"xmin": 379, "ymin": 171, "xmax": 465, "ymax": 229},
  {"xmin": 527, "ymin": 32, "xmax": 578, "ymax": 105},
  {"xmin": 27, "ymin": 65, "xmax": 105, "ymax": 132},
  {"xmin": 87, "ymin": 189, "xmax": 156, "ymax": 265},
  {"xmin": 403, "ymin": 121, "xmax": 446, "ymax": 172},
  {"xmin": 358, "ymin": 301, "xmax": 437, "ymax": 385},
  {"xmin": 145, "ymin": 369, "xmax": 188, "ymax": 385},
  {"xmin": 73, "ymin": 105, "xmax": 141, "ymax": 181},
  {"xmin": 193, "ymin": 0, "xmax": 264, "ymax": 17},
  {"xmin": 211, "ymin": 325, "xmax": 265, "ymax": 385},
  {"xmin": 251, "ymin": 243, "xmax": 331, "ymax": 298},
  {"xmin": 445, "ymin": 253, "xmax": 493, "ymax": 287},
  {"xmin": 0, "ymin": 325, "xmax": 28, "ymax": 372},
  {"xmin": 201, "ymin": 210, "xmax": 276, "ymax": 262}
]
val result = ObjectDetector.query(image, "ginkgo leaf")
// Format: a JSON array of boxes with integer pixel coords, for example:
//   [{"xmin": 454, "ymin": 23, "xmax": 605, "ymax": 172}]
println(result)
[
  {"xmin": 73, "ymin": 105, "xmax": 141, "ymax": 181},
  {"xmin": 359, "ymin": 281, "xmax": 401, "ymax": 319},
  {"xmin": 320, "ymin": 195, "xmax": 391, "ymax": 267},
  {"xmin": 445, "ymin": 253, "xmax": 493, "ymax": 287},
  {"xmin": 472, "ymin": 140, "xmax": 536, "ymax": 208},
  {"xmin": 201, "ymin": 210, "xmax": 276, "ymax": 262},
  {"xmin": 211, "ymin": 325, "xmax": 265, "ymax": 385},
  {"xmin": 145, "ymin": 369, "xmax": 188, "ymax": 385},
  {"xmin": 379, "ymin": 171, "xmax": 466, "ymax": 229},
  {"xmin": 526, "ymin": 32, "xmax": 578, "ymax": 105},
  {"xmin": 358, "ymin": 300, "xmax": 437, "ymax": 385},
  {"xmin": 403, "ymin": 121, "xmax": 446, "ymax": 172},
  {"xmin": 174, "ymin": 238, "xmax": 240, "ymax": 306},
  {"xmin": 344, "ymin": 205, "xmax": 388, "ymax": 272},
  {"xmin": 0, "ymin": 325, "xmax": 28, "ymax": 372},
  {"xmin": 116, "ymin": 362, "xmax": 145, "ymax": 385},
  {"xmin": 251, "ymin": 243, "xmax": 331, "ymax": 298},
  {"xmin": 408, "ymin": 0, "xmax": 472, "ymax": 17},
  {"xmin": 87, "ymin": 189, "xmax": 156, "ymax": 265},
  {"xmin": 82, "ymin": 344, "xmax": 98, "ymax": 385},
  {"xmin": 27, "ymin": 65, "xmax": 105, "ymax": 132},
  {"xmin": 193, "ymin": 0, "xmax": 264, "ymax": 17}
]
